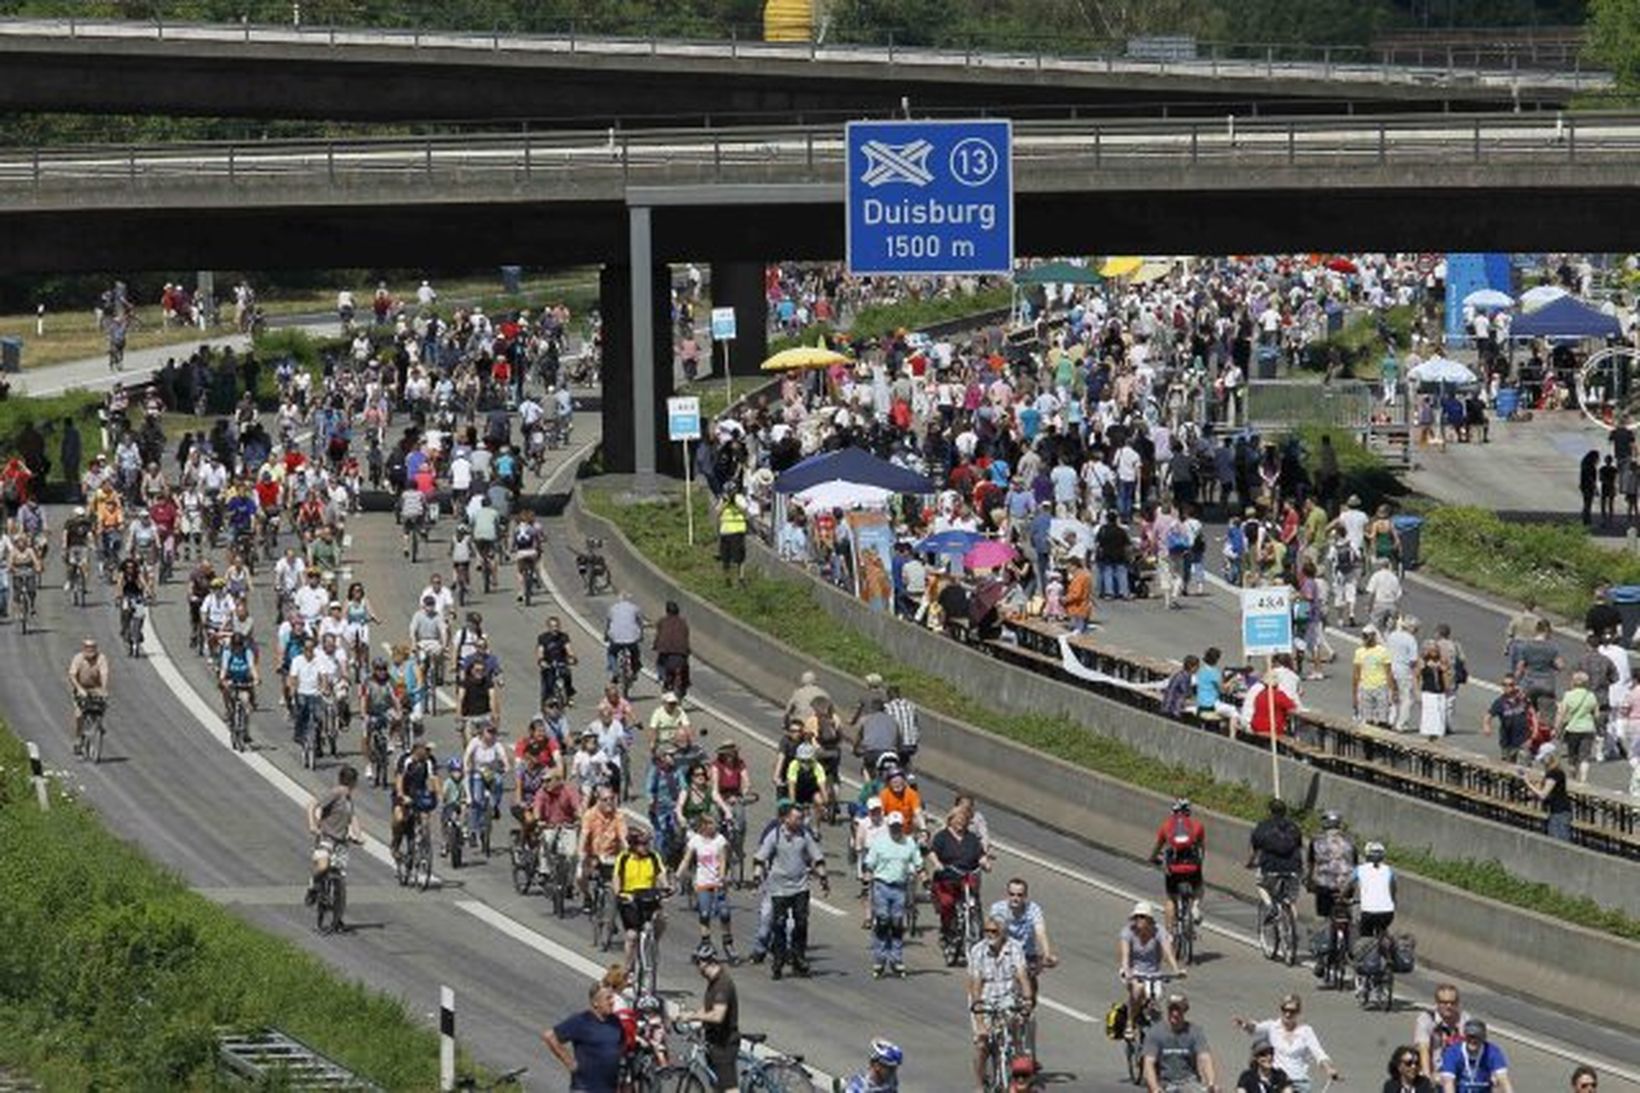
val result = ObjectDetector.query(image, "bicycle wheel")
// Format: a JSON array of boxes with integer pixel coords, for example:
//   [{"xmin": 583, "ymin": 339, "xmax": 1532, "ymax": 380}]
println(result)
[
  {"xmin": 1125, "ymin": 1033, "xmax": 1143, "ymax": 1084},
  {"xmin": 88, "ymin": 714, "xmax": 105, "ymax": 764},
  {"xmin": 550, "ymin": 859, "xmax": 570, "ymax": 918},
  {"xmin": 649, "ymin": 1066, "xmax": 707, "ymax": 1093},
  {"xmin": 638, "ymin": 926, "xmax": 658, "ymax": 997},
  {"xmin": 409, "ymin": 528, "xmax": 420, "ymax": 563},
  {"xmin": 1280, "ymin": 905, "xmax": 1298, "ymax": 967},
  {"xmin": 1380, "ymin": 969, "xmax": 1395, "ymax": 1012},
  {"xmin": 395, "ymin": 837, "xmax": 412, "ymax": 887},
  {"xmin": 317, "ymin": 873, "xmax": 345, "ymax": 933},
  {"xmin": 753, "ymin": 1059, "xmax": 814, "ymax": 1093},
  {"xmin": 592, "ymin": 890, "xmax": 614, "ymax": 952},
  {"xmin": 1258, "ymin": 900, "xmax": 1279, "ymax": 961},
  {"xmin": 511, "ymin": 842, "xmax": 534, "ymax": 894}
]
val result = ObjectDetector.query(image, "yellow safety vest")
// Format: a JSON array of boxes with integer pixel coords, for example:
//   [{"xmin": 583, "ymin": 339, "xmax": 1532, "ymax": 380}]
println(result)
[{"xmin": 719, "ymin": 502, "xmax": 747, "ymax": 535}]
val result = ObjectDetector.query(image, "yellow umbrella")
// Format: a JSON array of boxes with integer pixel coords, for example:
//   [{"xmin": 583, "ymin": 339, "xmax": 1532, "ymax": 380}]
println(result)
[
  {"xmin": 1098, "ymin": 255, "xmax": 1143, "ymax": 278},
  {"xmin": 760, "ymin": 345, "xmax": 851, "ymax": 372}
]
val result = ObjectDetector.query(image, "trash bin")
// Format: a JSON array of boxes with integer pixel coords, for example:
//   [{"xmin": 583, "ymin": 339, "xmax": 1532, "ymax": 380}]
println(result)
[
  {"xmin": 0, "ymin": 336, "xmax": 21, "ymax": 373},
  {"xmin": 1609, "ymin": 585, "xmax": 1640, "ymax": 646},
  {"xmin": 1393, "ymin": 515, "xmax": 1424, "ymax": 569},
  {"xmin": 1494, "ymin": 387, "xmax": 1519, "ymax": 420},
  {"xmin": 1255, "ymin": 344, "xmax": 1280, "ymax": 379},
  {"xmin": 499, "ymin": 265, "xmax": 522, "ymax": 295}
]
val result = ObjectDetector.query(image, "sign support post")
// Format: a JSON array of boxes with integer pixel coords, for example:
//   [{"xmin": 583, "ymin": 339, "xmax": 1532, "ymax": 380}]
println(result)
[
  {"xmin": 1240, "ymin": 585, "xmax": 1293, "ymax": 799},
  {"xmin": 668, "ymin": 396, "xmax": 703, "ymax": 545}
]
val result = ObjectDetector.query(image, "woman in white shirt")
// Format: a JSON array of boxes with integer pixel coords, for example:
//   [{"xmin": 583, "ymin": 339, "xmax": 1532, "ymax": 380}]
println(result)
[{"xmin": 1233, "ymin": 993, "xmax": 1341, "ymax": 1093}]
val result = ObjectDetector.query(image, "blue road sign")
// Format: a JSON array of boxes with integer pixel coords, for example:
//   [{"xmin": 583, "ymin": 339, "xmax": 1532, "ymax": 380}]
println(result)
[
  {"xmin": 1240, "ymin": 587, "xmax": 1294, "ymax": 658},
  {"xmin": 846, "ymin": 119, "xmax": 1013, "ymax": 277},
  {"xmin": 667, "ymin": 396, "xmax": 701, "ymax": 442}
]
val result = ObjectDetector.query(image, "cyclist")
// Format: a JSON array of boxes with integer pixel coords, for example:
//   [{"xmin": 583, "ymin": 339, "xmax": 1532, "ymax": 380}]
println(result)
[
  {"xmin": 359, "ymin": 657, "xmax": 403, "ymax": 773},
  {"xmin": 536, "ymin": 614, "xmax": 577, "ymax": 708},
  {"xmin": 124, "ymin": 507, "xmax": 161, "ymax": 571},
  {"xmin": 66, "ymin": 637, "xmax": 110, "ymax": 758},
  {"xmin": 1119, "ymin": 901, "xmax": 1184, "ymax": 1043},
  {"xmin": 677, "ymin": 811, "xmax": 736, "ymax": 963},
  {"xmin": 1246, "ymin": 798, "xmax": 1304, "ymax": 929},
  {"xmin": 462, "ymin": 720, "xmax": 511, "ymax": 846},
  {"xmin": 408, "ymin": 595, "xmax": 448, "ymax": 716},
  {"xmin": 285, "ymin": 634, "xmax": 333, "ymax": 754},
  {"xmin": 1141, "ymin": 992, "xmax": 1220, "ymax": 1093},
  {"xmin": 1414, "ymin": 984, "xmax": 1474, "ymax": 1077},
  {"xmin": 1305, "ymin": 810, "xmax": 1357, "ymax": 920},
  {"xmin": 398, "ymin": 479, "xmax": 428, "ymax": 557},
  {"xmin": 1345, "ymin": 841, "xmax": 1397, "ymax": 939},
  {"xmin": 968, "ymin": 914, "xmax": 1033, "ymax": 1093},
  {"xmin": 646, "ymin": 745, "xmax": 685, "ymax": 863},
  {"xmin": 512, "ymin": 509, "xmax": 544, "ymax": 601},
  {"xmin": 390, "ymin": 739, "xmax": 441, "ymax": 862},
  {"xmin": 115, "ymin": 553, "xmax": 151, "ymax": 651},
  {"xmin": 468, "ymin": 494, "xmax": 502, "ymax": 586},
  {"xmin": 649, "ymin": 690, "xmax": 695, "ymax": 759},
  {"xmin": 614, "ymin": 826, "xmax": 669, "ymax": 974},
  {"xmin": 843, "ymin": 1039, "xmax": 904, "ymax": 1093},
  {"xmin": 218, "ymin": 631, "xmax": 260, "ymax": 726},
  {"xmin": 440, "ymin": 757, "xmax": 468, "ymax": 848},
  {"xmin": 61, "ymin": 506, "xmax": 93, "ymax": 593},
  {"xmin": 525, "ymin": 762, "xmax": 583, "ymax": 868},
  {"xmin": 293, "ymin": 567, "xmax": 329, "ymax": 628},
  {"xmin": 862, "ymin": 810, "xmax": 924, "ymax": 979},
  {"xmin": 604, "ymin": 590, "xmax": 644, "ymax": 674},
  {"xmin": 1149, "ymin": 799, "xmax": 1206, "ymax": 936},
  {"xmin": 991, "ymin": 877, "xmax": 1058, "ymax": 1004},
  {"xmin": 304, "ymin": 765, "xmax": 361, "ymax": 915},
  {"xmin": 784, "ymin": 742, "xmax": 831, "ymax": 819},
  {"xmin": 92, "ymin": 481, "xmax": 124, "ymax": 572},
  {"xmin": 930, "ymin": 806, "xmax": 990, "ymax": 965},
  {"xmin": 876, "ymin": 765, "xmax": 925, "ymax": 837},
  {"xmin": 580, "ymin": 786, "xmax": 628, "ymax": 909},
  {"xmin": 6, "ymin": 524, "xmax": 43, "ymax": 622},
  {"xmin": 653, "ymin": 600, "xmax": 692, "ymax": 700}
]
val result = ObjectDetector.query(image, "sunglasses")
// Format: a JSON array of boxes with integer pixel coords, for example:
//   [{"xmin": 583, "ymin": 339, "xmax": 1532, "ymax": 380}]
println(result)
[
  {"xmin": 983, "ymin": 928, "xmax": 1002, "ymax": 937},
  {"xmin": 1399, "ymin": 1058, "xmax": 1419, "ymax": 1067},
  {"xmin": 1280, "ymin": 1008, "xmax": 1299, "ymax": 1016}
]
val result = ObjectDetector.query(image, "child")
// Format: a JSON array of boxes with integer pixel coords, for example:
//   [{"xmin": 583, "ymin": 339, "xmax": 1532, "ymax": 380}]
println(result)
[
  {"xmin": 440, "ymin": 758, "xmax": 468, "ymax": 839},
  {"xmin": 1043, "ymin": 575, "xmax": 1065, "ymax": 621}
]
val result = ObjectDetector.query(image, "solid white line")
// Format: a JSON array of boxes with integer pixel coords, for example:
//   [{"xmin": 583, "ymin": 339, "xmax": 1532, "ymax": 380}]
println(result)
[{"xmin": 1036, "ymin": 996, "xmax": 1097, "ymax": 1024}]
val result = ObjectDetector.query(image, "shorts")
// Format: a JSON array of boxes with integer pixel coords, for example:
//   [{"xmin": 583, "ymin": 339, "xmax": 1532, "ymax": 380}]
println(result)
[
  {"xmin": 1564, "ymin": 731, "xmax": 1595, "ymax": 765},
  {"xmin": 1164, "ymin": 871, "xmax": 1202, "ymax": 898},
  {"xmin": 718, "ymin": 532, "xmax": 746, "ymax": 565},
  {"xmin": 618, "ymin": 893, "xmax": 663, "ymax": 933},
  {"xmin": 704, "ymin": 1042, "xmax": 738, "ymax": 1091},
  {"xmin": 695, "ymin": 886, "xmax": 730, "ymax": 923}
]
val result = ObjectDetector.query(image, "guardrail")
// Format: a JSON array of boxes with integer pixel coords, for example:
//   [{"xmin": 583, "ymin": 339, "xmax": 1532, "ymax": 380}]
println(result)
[
  {"xmin": 3, "ymin": 113, "xmax": 1639, "ymax": 196},
  {"xmin": 999, "ymin": 617, "xmax": 1640, "ymax": 859},
  {"xmin": 0, "ymin": 14, "xmax": 1608, "ymax": 89}
]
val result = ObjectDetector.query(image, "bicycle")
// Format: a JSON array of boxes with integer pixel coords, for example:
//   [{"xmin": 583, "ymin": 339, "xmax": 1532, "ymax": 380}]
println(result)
[
  {"xmin": 1355, "ymin": 928, "xmax": 1396, "ymax": 1012},
  {"xmin": 320, "ymin": 695, "xmax": 341, "ymax": 760},
  {"xmin": 227, "ymin": 685, "xmax": 254, "ymax": 752},
  {"xmin": 1257, "ymin": 871, "xmax": 1300, "ymax": 967},
  {"xmin": 443, "ymin": 804, "xmax": 467, "ymax": 871},
  {"xmin": 470, "ymin": 766, "xmax": 505, "ymax": 859},
  {"xmin": 940, "ymin": 868, "xmax": 985, "ymax": 967},
  {"xmin": 397, "ymin": 808, "xmax": 435, "ymax": 891},
  {"xmin": 655, "ymin": 1021, "xmax": 815, "ymax": 1093},
  {"xmin": 577, "ymin": 537, "xmax": 611, "ymax": 597},
  {"xmin": 586, "ymin": 861, "xmax": 618, "ymax": 952},
  {"xmin": 614, "ymin": 644, "xmax": 637, "ymax": 701},
  {"xmin": 407, "ymin": 514, "xmax": 425, "ymax": 563},
  {"xmin": 971, "ymin": 999, "xmax": 1031, "ymax": 1093},
  {"xmin": 533, "ymin": 826, "xmax": 577, "ymax": 918},
  {"xmin": 12, "ymin": 570, "xmax": 37, "ymax": 634},
  {"xmin": 1168, "ymin": 880, "xmax": 1199, "ymax": 966},
  {"xmin": 1119, "ymin": 971, "xmax": 1185, "ymax": 1085},
  {"xmin": 517, "ymin": 551, "xmax": 540, "ymax": 607},
  {"xmin": 314, "ymin": 838, "xmax": 359, "ymax": 935},
  {"xmin": 77, "ymin": 693, "xmax": 109, "ymax": 764},
  {"xmin": 66, "ymin": 551, "xmax": 88, "ymax": 607},
  {"xmin": 119, "ymin": 593, "xmax": 146, "ymax": 657},
  {"xmin": 721, "ymin": 792, "xmax": 758, "ymax": 889},
  {"xmin": 365, "ymin": 714, "xmax": 391, "ymax": 789},
  {"xmin": 630, "ymin": 892, "xmax": 668, "ymax": 1001},
  {"xmin": 418, "ymin": 646, "xmax": 443, "ymax": 717}
]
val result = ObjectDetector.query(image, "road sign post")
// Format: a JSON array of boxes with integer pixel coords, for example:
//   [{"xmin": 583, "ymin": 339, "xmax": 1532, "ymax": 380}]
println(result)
[
  {"xmin": 668, "ymin": 396, "xmax": 702, "ymax": 544},
  {"xmin": 710, "ymin": 306, "xmax": 736, "ymax": 406},
  {"xmin": 1241, "ymin": 586, "xmax": 1293, "ymax": 798},
  {"xmin": 846, "ymin": 118, "xmax": 1013, "ymax": 276},
  {"xmin": 439, "ymin": 985, "xmax": 454, "ymax": 1092}
]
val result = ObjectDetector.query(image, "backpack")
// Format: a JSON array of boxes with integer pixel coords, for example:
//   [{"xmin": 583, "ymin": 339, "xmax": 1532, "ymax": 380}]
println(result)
[
  {"xmin": 1262, "ymin": 820, "xmax": 1301, "ymax": 859},
  {"xmin": 1311, "ymin": 832, "xmax": 1355, "ymax": 891},
  {"xmin": 1226, "ymin": 522, "xmax": 1246, "ymax": 558},
  {"xmin": 1165, "ymin": 816, "xmax": 1200, "ymax": 870},
  {"xmin": 1103, "ymin": 1002, "xmax": 1128, "ymax": 1041}
]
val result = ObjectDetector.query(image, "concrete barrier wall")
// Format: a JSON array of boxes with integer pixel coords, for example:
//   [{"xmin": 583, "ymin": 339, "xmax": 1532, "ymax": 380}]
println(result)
[{"xmin": 568, "ymin": 486, "xmax": 1640, "ymax": 1033}]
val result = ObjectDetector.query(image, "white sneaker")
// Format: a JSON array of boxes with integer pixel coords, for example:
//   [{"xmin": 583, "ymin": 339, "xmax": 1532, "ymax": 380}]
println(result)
[{"xmin": 1192, "ymin": 903, "xmax": 1203, "ymax": 925}]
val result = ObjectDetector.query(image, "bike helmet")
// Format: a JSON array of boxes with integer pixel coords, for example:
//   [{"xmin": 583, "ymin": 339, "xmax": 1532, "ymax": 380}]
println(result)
[
  {"xmin": 869, "ymin": 1039, "xmax": 904, "ymax": 1068},
  {"xmin": 1171, "ymin": 798, "xmax": 1192, "ymax": 814},
  {"xmin": 446, "ymin": 758, "xmax": 463, "ymax": 773},
  {"xmin": 795, "ymin": 742, "xmax": 817, "ymax": 761},
  {"xmin": 74, "ymin": 506, "xmax": 86, "ymax": 517},
  {"xmin": 627, "ymin": 825, "xmax": 652, "ymax": 845},
  {"xmin": 1364, "ymin": 841, "xmax": 1386, "ymax": 860},
  {"xmin": 372, "ymin": 657, "xmax": 388, "ymax": 671},
  {"xmin": 690, "ymin": 941, "xmax": 719, "ymax": 966},
  {"xmin": 1320, "ymin": 810, "xmax": 1343, "ymax": 830}
]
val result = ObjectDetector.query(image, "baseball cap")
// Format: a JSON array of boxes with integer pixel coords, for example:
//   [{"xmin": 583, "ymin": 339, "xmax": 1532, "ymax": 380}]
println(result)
[
  {"xmin": 662, "ymin": 691, "xmax": 678, "ymax": 703},
  {"xmin": 1462, "ymin": 1018, "xmax": 1487, "ymax": 1038},
  {"xmin": 866, "ymin": 796, "xmax": 883, "ymax": 811},
  {"xmin": 886, "ymin": 811, "xmax": 905, "ymax": 826}
]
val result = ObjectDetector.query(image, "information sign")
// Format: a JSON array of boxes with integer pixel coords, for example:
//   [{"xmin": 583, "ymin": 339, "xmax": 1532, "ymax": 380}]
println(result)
[{"xmin": 1241, "ymin": 586, "xmax": 1294, "ymax": 658}]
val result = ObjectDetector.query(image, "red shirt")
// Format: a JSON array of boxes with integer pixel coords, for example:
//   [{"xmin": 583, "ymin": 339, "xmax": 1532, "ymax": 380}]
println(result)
[
  {"xmin": 1156, "ymin": 815, "xmax": 1205, "ymax": 875},
  {"xmin": 255, "ymin": 479, "xmax": 281, "ymax": 509},
  {"xmin": 1248, "ymin": 683, "xmax": 1297, "ymax": 737}
]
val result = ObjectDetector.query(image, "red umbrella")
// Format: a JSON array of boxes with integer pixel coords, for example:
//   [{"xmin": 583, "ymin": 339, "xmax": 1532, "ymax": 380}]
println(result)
[{"xmin": 1325, "ymin": 257, "xmax": 1358, "ymax": 274}]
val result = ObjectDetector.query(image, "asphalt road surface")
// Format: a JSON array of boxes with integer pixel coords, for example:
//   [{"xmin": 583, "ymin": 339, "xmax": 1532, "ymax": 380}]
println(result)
[{"xmin": 2, "ymin": 410, "xmax": 1636, "ymax": 1091}]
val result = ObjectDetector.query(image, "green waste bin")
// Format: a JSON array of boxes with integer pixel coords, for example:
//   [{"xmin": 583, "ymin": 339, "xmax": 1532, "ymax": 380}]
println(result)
[
  {"xmin": 0, "ymin": 336, "xmax": 21, "ymax": 373},
  {"xmin": 1609, "ymin": 585, "xmax": 1640, "ymax": 646},
  {"xmin": 1393, "ymin": 515, "xmax": 1424, "ymax": 569}
]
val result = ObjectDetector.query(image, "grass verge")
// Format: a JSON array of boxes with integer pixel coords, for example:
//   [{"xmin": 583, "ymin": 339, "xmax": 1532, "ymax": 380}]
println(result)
[
  {"xmin": 0, "ymin": 723, "xmax": 443, "ymax": 1089},
  {"xmin": 1308, "ymin": 304, "xmax": 1419, "ymax": 378},
  {"xmin": 1421, "ymin": 505, "xmax": 1640, "ymax": 622},
  {"xmin": 585, "ymin": 486, "xmax": 1640, "ymax": 941}
]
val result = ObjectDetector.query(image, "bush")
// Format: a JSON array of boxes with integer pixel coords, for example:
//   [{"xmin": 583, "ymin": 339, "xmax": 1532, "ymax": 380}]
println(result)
[
  {"xmin": 849, "ymin": 286, "xmax": 1013, "ymax": 341},
  {"xmin": 0, "ymin": 389, "xmax": 104, "ymax": 462},
  {"xmin": 0, "ymin": 723, "xmax": 441, "ymax": 1089},
  {"xmin": 1293, "ymin": 424, "xmax": 1407, "ymax": 509},
  {"xmin": 1422, "ymin": 506, "xmax": 1640, "ymax": 621},
  {"xmin": 1307, "ymin": 304, "xmax": 1418, "ymax": 377}
]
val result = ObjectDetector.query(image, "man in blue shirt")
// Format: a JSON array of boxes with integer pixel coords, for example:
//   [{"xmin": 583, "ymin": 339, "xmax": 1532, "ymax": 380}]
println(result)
[
  {"xmin": 1438, "ymin": 1019, "xmax": 1513, "ymax": 1093},
  {"xmin": 543, "ymin": 984, "xmax": 624, "ymax": 1093}
]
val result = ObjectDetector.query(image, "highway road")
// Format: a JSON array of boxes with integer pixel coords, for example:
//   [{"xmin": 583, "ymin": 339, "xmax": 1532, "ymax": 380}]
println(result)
[
  {"xmin": 2, "ymin": 407, "xmax": 1637, "ymax": 1090},
  {"xmin": 0, "ymin": 16, "xmax": 1604, "ymax": 95}
]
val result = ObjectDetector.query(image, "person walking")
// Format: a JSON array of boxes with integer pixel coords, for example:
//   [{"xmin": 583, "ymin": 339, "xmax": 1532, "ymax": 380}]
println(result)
[
  {"xmin": 1418, "ymin": 642, "xmax": 1449, "ymax": 740},
  {"xmin": 716, "ymin": 491, "xmax": 749, "ymax": 586},
  {"xmin": 1555, "ymin": 671, "xmax": 1601, "ymax": 783},
  {"xmin": 542, "ymin": 983, "xmax": 624, "ymax": 1093},
  {"xmin": 1387, "ymin": 617, "xmax": 1421, "ymax": 734},
  {"xmin": 1365, "ymin": 559, "xmax": 1403, "ymax": 635},
  {"xmin": 1580, "ymin": 450, "xmax": 1599, "ymax": 526},
  {"xmin": 751, "ymin": 801, "xmax": 827, "ymax": 980},
  {"xmin": 1352, "ymin": 626, "xmax": 1397, "ymax": 730},
  {"xmin": 677, "ymin": 943, "xmax": 740, "ymax": 1092},
  {"xmin": 861, "ymin": 810, "xmax": 925, "ymax": 978}
]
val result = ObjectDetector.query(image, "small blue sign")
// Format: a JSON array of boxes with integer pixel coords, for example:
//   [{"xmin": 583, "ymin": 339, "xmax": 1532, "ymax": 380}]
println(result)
[
  {"xmin": 846, "ymin": 119, "xmax": 1013, "ymax": 277},
  {"xmin": 1240, "ymin": 587, "xmax": 1294, "ymax": 658},
  {"xmin": 710, "ymin": 307, "xmax": 737, "ymax": 341},
  {"xmin": 667, "ymin": 396, "xmax": 701, "ymax": 442}
]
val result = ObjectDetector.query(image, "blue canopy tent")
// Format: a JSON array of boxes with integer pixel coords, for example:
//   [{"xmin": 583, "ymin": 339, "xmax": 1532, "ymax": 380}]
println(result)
[
  {"xmin": 772, "ymin": 447, "xmax": 935, "ymax": 496},
  {"xmin": 1509, "ymin": 296, "xmax": 1623, "ymax": 341}
]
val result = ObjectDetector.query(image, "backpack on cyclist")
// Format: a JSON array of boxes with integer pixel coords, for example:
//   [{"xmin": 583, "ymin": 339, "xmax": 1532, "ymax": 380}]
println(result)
[
  {"xmin": 1104, "ymin": 1002, "xmax": 1128, "ymax": 1041},
  {"xmin": 1262, "ymin": 819, "xmax": 1302, "ymax": 860},
  {"xmin": 1165, "ymin": 816, "xmax": 1200, "ymax": 871},
  {"xmin": 1310, "ymin": 831, "xmax": 1355, "ymax": 893},
  {"xmin": 1391, "ymin": 933, "xmax": 1417, "ymax": 974}
]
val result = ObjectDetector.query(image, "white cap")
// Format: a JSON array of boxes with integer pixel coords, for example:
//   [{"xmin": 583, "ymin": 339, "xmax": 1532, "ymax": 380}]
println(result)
[
  {"xmin": 886, "ymin": 811, "xmax": 905, "ymax": 826},
  {"xmin": 661, "ymin": 691, "xmax": 678, "ymax": 703},
  {"xmin": 1130, "ymin": 900, "xmax": 1155, "ymax": 919},
  {"xmin": 866, "ymin": 796, "xmax": 883, "ymax": 811}
]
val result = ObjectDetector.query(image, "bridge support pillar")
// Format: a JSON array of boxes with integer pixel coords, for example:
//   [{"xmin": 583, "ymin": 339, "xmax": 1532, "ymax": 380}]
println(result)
[
  {"xmin": 599, "ymin": 233, "xmax": 677, "ymax": 477},
  {"xmin": 710, "ymin": 260, "xmax": 768, "ymax": 380}
]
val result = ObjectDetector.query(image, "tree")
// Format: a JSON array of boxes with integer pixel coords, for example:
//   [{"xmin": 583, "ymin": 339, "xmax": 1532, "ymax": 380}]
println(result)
[{"xmin": 1588, "ymin": 0, "xmax": 1640, "ymax": 90}]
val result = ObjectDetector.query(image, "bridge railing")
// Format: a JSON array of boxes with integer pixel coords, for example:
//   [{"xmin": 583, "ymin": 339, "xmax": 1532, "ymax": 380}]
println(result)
[
  {"xmin": 0, "ymin": 14, "xmax": 1610, "ymax": 90},
  {"xmin": 3, "ymin": 113, "xmax": 1640, "ymax": 194}
]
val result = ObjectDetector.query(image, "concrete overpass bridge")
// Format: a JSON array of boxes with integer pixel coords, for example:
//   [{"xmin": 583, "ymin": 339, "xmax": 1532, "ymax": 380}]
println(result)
[
  {"xmin": 5, "ymin": 112, "xmax": 1639, "ymax": 475},
  {"xmin": 0, "ymin": 16, "xmax": 1611, "ymax": 125}
]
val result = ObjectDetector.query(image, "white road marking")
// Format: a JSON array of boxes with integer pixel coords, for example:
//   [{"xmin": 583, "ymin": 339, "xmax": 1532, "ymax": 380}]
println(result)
[{"xmin": 1036, "ymin": 996, "xmax": 1097, "ymax": 1024}]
